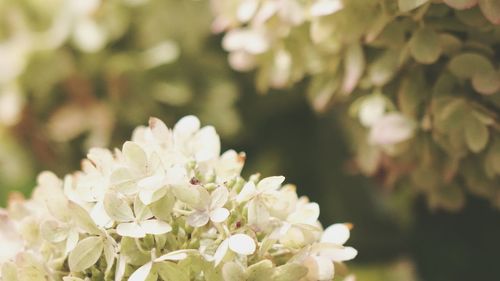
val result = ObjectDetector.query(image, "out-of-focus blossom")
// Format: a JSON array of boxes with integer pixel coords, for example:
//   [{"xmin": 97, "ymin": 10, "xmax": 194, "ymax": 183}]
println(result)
[{"xmin": 369, "ymin": 113, "xmax": 415, "ymax": 146}]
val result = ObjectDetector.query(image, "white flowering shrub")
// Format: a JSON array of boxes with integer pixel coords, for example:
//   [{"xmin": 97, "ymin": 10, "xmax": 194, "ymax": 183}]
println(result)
[
  {"xmin": 0, "ymin": 116, "xmax": 356, "ymax": 281},
  {"xmin": 212, "ymin": 0, "xmax": 500, "ymax": 210},
  {"xmin": 0, "ymin": 0, "xmax": 241, "ymax": 200}
]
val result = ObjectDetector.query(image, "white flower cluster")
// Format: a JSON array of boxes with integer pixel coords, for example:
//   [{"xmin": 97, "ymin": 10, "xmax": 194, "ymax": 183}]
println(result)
[
  {"xmin": 212, "ymin": 0, "xmax": 343, "ymax": 88},
  {"xmin": 0, "ymin": 116, "xmax": 356, "ymax": 281},
  {"xmin": 0, "ymin": 0, "xmax": 108, "ymax": 126}
]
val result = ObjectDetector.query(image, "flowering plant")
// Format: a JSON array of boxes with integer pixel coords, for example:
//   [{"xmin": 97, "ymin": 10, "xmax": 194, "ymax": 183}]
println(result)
[
  {"xmin": 0, "ymin": 0, "xmax": 241, "ymax": 200},
  {"xmin": 212, "ymin": 0, "xmax": 500, "ymax": 210},
  {"xmin": 0, "ymin": 116, "xmax": 356, "ymax": 281}
]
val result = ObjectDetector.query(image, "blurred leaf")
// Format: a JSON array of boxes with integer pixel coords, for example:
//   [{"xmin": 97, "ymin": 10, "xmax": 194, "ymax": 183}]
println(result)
[
  {"xmin": 443, "ymin": 0, "xmax": 478, "ymax": 9},
  {"xmin": 448, "ymin": 52, "xmax": 494, "ymax": 79},
  {"xmin": 472, "ymin": 70, "xmax": 500, "ymax": 95},
  {"xmin": 369, "ymin": 49, "xmax": 400, "ymax": 86},
  {"xmin": 409, "ymin": 27, "xmax": 442, "ymax": 64},
  {"xmin": 464, "ymin": 114, "xmax": 489, "ymax": 153},
  {"xmin": 479, "ymin": 0, "xmax": 500, "ymax": 24},
  {"xmin": 342, "ymin": 43, "xmax": 365, "ymax": 94},
  {"xmin": 398, "ymin": 0, "xmax": 430, "ymax": 12}
]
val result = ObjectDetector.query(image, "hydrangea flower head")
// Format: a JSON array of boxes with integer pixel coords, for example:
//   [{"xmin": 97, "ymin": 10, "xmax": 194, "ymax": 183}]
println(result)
[{"xmin": 0, "ymin": 116, "xmax": 357, "ymax": 281}]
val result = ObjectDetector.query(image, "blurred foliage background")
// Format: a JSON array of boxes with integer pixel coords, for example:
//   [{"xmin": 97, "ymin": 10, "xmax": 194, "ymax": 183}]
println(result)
[{"xmin": 0, "ymin": 0, "xmax": 499, "ymax": 280}]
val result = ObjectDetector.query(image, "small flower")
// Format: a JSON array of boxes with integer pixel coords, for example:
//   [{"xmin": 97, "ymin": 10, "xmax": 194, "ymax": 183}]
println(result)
[
  {"xmin": 213, "ymin": 233, "xmax": 256, "ymax": 265},
  {"xmin": 297, "ymin": 224, "xmax": 357, "ymax": 281},
  {"xmin": 187, "ymin": 186, "xmax": 230, "ymax": 227},
  {"xmin": 237, "ymin": 176, "xmax": 285, "ymax": 230}
]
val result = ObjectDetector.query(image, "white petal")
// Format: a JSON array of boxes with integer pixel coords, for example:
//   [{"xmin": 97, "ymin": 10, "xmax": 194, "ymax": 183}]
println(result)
[
  {"xmin": 253, "ymin": 1, "xmax": 278, "ymax": 25},
  {"xmin": 165, "ymin": 165, "xmax": 188, "ymax": 187},
  {"xmin": 214, "ymin": 150, "xmax": 246, "ymax": 183},
  {"xmin": 117, "ymin": 222, "xmax": 146, "ymax": 238},
  {"xmin": 244, "ymin": 30, "xmax": 269, "ymax": 54},
  {"xmin": 210, "ymin": 186, "xmax": 229, "ymax": 209},
  {"xmin": 122, "ymin": 141, "xmax": 148, "ymax": 172},
  {"xmin": 115, "ymin": 254, "xmax": 127, "ymax": 281},
  {"xmin": 359, "ymin": 95, "xmax": 386, "ymax": 127},
  {"xmin": 303, "ymin": 256, "xmax": 334, "ymax": 281},
  {"xmin": 139, "ymin": 187, "xmax": 167, "ymax": 206},
  {"xmin": 222, "ymin": 30, "xmax": 245, "ymax": 52},
  {"xmin": 228, "ymin": 234, "xmax": 256, "ymax": 255},
  {"xmin": 210, "ymin": 208, "xmax": 230, "ymax": 223},
  {"xmin": 321, "ymin": 224, "xmax": 350, "ymax": 245},
  {"xmin": 187, "ymin": 211, "xmax": 210, "ymax": 227},
  {"xmin": 369, "ymin": 113, "xmax": 415, "ymax": 145},
  {"xmin": 154, "ymin": 249, "xmax": 195, "ymax": 262},
  {"xmin": 320, "ymin": 246, "xmax": 358, "ymax": 262},
  {"xmin": 140, "ymin": 219, "xmax": 172, "ymax": 235},
  {"xmin": 310, "ymin": 0, "xmax": 343, "ymax": 17},
  {"xmin": 73, "ymin": 18, "xmax": 106, "ymax": 53},
  {"xmin": 138, "ymin": 172, "xmax": 166, "ymax": 191},
  {"xmin": 173, "ymin": 115, "xmax": 200, "ymax": 140},
  {"xmin": 193, "ymin": 126, "xmax": 221, "ymax": 162},
  {"xmin": 91, "ymin": 201, "xmax": 113, "ymax": 227},
  {"xmin": 214, "ymin": 239, "xmax": 230, "ymax": 266},
  {"xmin": 236, "ymin": 182, "xmax": 257, "ymax": 203},
  {"xmin": 128, "ymin": 262, "xmax": 152, "ymax": 281},
  {"xmin": 237, "ymin": 0, "xmax": 258, "ymax": 22},
  {"xmin": 228, "ymin": 51, "xmax": 256, "ymax": 72},
  {"xmin": 248, "ymin": 199, "xmax": 270, "ymax": 231},
  {"xmin": 149, "ymin": 117, "xmax": 171, "ymax": 142},
  {"xmin": 257, "ymin": 176, "xmax": 285, "ymax": 192},
  {"xmin": 65, "ymin": 229, "xmax": 80, "ymax": 254},
  {"xmin": 287, "ymin": 202, "xmax": 320, "ymax": 225}
]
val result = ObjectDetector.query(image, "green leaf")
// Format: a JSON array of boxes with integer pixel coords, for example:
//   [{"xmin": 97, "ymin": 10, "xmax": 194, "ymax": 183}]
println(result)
[
  {"xmin": 479, "ymin": 0, "xmax": 500, "ymax": 24},
  {"xmin": 307, "ymin": 75, "xmax": 339, "ymax": 112},
  {"xmin": 120, "ymin": 237, "xmax": 151, "ymax": 266},
  {"xmin": 456, "ymin": 8, "xmax": 490, "ymax": 26},
  {"xmin": 69, "ymin": 202, "xmax": 101, "ymax": 235},
  {"xmin": 488, "ymin": 140, "xmax": 500, "ymax": 174},
  {"xmin": 103, "ymin": 236, "xmax": 117, "ymax": 275},
  {"xmin": 155, "ymin": 261, "xmax": 189, "ymax": 281},
  {"xmin": 104, "ymin": 191, "xmax": 135, "ymax": 222},
  {"xmin": 443, "ymin": 0, "xmax": 478, "ymax": 9},
  {"xmin": 448, "ymin": 53, "xmax": 494, "ymax": 79},
  {"xmin": 439, "ymin": 34, "xmax": 462, "ymax": 56},
  {"xmin": 464, "ymin": 115, "xmax": 489, "ymax": 153},
  {"xmin": 63, "ymin": 277, "xmax": 85, "ymax": 281},
  {"xmin": 172, "ymin": 186, "xmax": 200, "ymax": 206},
  {"xmin": 433, "ymin": 98, "xmax": 467, "ymax": 133},
  {"xmin": 247, "ymin": 260, "xmax": 274, "ymax": 281},
  {"xmin": 409, "ymin": 27, "xmax": 442, "ymax": 64},
  {"xmin": 472, "ymin": 70, "xmax": 500, "ymax": 95},
  {"xmin": 151, "ymin": 192, "xmax": 175, "ymax": 221},
  {"xmin": 68, "ymin": 236, "xmax": 104, "ymax": 272},
  {"xmin": 398, "ymin": 0, "xmax": 430, "ymax": 12},
  {"xmin": 398, "ymin": 74, "xmax": 425, "ymax": 118},
  {"xmin": 134, "ymin": 195, "xmax": 153, "ymax": 221},
  {"xmin": 222, "ymin": 262, "xmax": 247, "ymax": 281},
  {"xmin": 271, "ymin": 263, "xmax": 308, "ymax": 281},
  {"xmin": 368, "ymin": 49, "xmax": 400, "ymax": 86}
]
